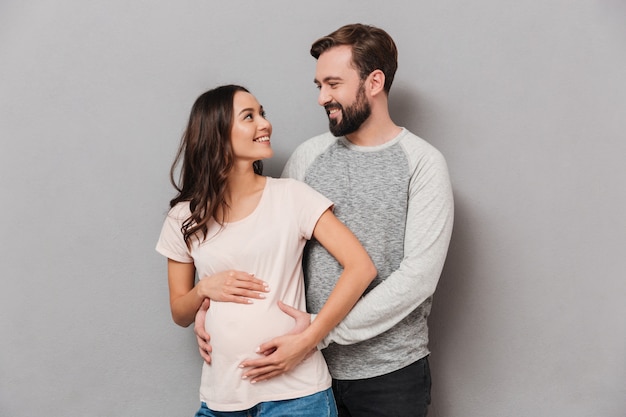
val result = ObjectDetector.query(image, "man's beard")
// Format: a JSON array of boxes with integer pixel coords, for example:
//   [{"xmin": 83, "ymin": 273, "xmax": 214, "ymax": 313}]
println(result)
[{"xmin": 327, "ymin": 83, "xmax": 371, "ymax": 137}]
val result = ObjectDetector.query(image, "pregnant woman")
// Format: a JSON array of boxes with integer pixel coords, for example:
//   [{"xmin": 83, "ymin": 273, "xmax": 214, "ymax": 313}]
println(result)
[{"xmin": 156, "ymin": 84, "xmax": 376, "ymax": 417}]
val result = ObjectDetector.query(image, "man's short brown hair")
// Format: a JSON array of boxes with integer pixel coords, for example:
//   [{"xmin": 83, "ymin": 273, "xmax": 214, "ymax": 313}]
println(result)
[{"xmin": 311, "ymin": 23, "xmax": 398, "ymax": 93}]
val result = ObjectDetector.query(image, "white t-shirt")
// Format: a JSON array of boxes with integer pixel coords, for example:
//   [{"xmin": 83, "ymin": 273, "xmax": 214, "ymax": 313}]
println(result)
[{"xmin": 156, "ymin": 177, "xmax": 333, "ymax": 411}]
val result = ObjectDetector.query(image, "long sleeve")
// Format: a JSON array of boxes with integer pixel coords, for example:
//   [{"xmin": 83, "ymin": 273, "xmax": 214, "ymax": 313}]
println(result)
[{"xmin": 318, "ymin": 146, "xmax": 454, "ymax": 348}]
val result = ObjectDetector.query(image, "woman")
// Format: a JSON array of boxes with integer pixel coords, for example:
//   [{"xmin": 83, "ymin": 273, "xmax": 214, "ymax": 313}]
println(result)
[{"xmin": 156, "ymin": 85, "xmax": 376, "ymax": 416}]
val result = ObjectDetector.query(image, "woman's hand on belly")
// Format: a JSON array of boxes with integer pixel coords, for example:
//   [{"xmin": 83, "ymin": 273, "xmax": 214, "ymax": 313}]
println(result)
[{"xmin": 198, "ymin": 270, "xmax": 269, "ymax": 304}]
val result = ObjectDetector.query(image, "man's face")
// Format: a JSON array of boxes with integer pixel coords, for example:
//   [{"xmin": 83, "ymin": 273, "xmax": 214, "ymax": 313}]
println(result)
[{"xmin": 314, "ymin": 45, "xmax": 371, "ymax": 137}]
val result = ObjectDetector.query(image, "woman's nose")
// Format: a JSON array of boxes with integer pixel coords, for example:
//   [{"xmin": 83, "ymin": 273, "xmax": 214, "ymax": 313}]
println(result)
[{"xmin": 259, "ymin": 116, "xmax": 271, "ymax": 131}]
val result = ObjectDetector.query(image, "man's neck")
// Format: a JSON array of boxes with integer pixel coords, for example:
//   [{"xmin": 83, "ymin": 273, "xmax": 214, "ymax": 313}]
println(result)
[{"xmin": 344, "ymin": 115, "xmax": 402, "ymax": 147}]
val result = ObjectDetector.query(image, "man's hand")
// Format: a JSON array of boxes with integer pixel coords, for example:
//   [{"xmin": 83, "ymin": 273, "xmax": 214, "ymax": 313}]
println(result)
[
  {"xmin": 239, "ymin": 301, "xmax": 315, "ymax": 383},
  {"xmin": 194, "ymin": 299, "xmax": 212, "ymax": 364}
]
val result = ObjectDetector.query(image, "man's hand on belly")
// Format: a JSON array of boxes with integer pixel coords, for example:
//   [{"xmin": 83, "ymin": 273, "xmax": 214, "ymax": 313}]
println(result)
[{"xmin": 238, "ymin": 301, "xmax": 316, "ymax": 383}]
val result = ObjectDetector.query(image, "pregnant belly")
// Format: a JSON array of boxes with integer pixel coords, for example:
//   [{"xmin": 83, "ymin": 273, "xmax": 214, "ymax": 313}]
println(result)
[{"xmin": 205, "ymin": 301, "xmax": 294, "ymax": 364}]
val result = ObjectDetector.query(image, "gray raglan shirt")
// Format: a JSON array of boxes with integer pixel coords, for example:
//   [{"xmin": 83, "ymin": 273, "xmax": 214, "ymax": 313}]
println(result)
[{"xmin": 282, "ymin": 128, "xmax": 454, "ymax": 380}]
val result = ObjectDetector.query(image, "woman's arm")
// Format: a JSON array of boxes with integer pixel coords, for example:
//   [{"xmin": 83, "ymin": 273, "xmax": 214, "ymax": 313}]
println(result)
[
  {"xmin": 167, "ymin": 259, "xmax": 200, "ymax": 327},
  {"xmin": 167, "ymin": 259, "xmax": 269, "ymax": 327},
  {"xmin": 238, "ymin": 209, "xmax": 376, "ymax": 381},
  {"xmin": 297, "ymin": 209, "xmax": 377, "ymax": 346}
]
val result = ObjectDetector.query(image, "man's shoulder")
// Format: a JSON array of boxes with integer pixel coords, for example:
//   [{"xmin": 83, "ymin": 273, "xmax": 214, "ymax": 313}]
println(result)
[
  {"xmin": 292, "ymin": 132, "xmax": 337, "ymax": 155},
  {"xmin": 282, "ymin": 132, "xmax": 337, "ymax": 180},
  {"xmin": 398, "ymin": 129, "xmax": 438, "ymax": 151},
  {"xmin": 397, "ymin": 129, "xmax": 447, "ymax": 166}
]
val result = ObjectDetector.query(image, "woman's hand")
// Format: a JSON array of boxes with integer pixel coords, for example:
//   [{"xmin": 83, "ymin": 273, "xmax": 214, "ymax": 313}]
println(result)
[
  {"xmin": 193, "ymin": 271, "xmax": 268, "ymax": 363},
  {"xmin": 197, "ymin": 270, "xmax": 269, "ymax": 304}
]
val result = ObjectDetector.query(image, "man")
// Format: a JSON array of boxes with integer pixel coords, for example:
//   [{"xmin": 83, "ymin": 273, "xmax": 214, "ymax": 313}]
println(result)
[{"xmin": 195, "ymin": 24, "xmax": 454, "ymax": 416}]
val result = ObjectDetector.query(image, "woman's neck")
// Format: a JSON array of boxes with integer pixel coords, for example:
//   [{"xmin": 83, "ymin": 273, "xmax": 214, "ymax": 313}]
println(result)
[
  {"xmin": 220, "ymin": 165, "xmax": 266, "ymax": 223},
  {"xmin": 226, "ymin": 164, "xmax": 263, "ymax": 195}
]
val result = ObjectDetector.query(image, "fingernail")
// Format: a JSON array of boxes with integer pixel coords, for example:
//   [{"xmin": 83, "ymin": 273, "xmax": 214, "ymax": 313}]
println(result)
[{"xmin": 255, "ymin": 346, "xmax": 260, "ymax": 353}]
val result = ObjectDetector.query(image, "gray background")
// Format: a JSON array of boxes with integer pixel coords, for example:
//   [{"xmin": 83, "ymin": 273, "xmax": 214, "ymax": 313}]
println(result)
[{"xmin": 1, "ymin": 1, "xmax": 625, "ymax": 416}]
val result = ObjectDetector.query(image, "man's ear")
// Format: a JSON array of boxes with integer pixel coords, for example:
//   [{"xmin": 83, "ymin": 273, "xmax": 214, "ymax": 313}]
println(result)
[{"xmin": 367, "ymin": 69, "xmax": 386, "ymax": 97}]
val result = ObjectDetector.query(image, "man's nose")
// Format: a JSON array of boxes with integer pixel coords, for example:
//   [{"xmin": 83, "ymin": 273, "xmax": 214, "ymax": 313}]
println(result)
[{"xmin": 318, "ymin": 86, "xmax": 331, "ymax": 107}]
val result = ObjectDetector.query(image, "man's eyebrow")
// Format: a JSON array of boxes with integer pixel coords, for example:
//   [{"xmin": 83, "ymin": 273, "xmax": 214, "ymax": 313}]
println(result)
[{"xmin": 314, "ymin": 76, "xmax": 343, "ymax": 84}]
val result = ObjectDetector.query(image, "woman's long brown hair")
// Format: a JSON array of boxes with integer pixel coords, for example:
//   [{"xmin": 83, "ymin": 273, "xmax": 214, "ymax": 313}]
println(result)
[{"xmin": 168, "ymin": 85, "xmax": 263, "ymax": 248}]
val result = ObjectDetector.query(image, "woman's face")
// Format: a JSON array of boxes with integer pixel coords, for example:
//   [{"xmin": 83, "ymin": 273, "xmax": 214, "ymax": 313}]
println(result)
[{"xmin": 230, "ymin": 91, "xmax": 273, "ymax": 163}]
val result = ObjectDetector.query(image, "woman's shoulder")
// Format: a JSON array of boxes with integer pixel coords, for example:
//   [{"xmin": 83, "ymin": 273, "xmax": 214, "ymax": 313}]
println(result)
[
  {"xmin": 266, "ymin": 177, "xmax": 329, "ymax": 210},
  {"xmin": 267, "ymin": 177, "xmax": 314, "ymax": 194},
  {"xmin": 166, "ymin": 201, "xmax": 191, "ymax": 221}
]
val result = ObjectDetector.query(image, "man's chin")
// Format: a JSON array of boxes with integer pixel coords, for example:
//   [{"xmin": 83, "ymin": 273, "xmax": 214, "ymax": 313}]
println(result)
[
  {"xmin": 329, "ymin": 126, "xmax": 344, "ymax": 137},
  {"xmin": 329, "ymin": 122, "xmax": 340, "ymax": 137}
]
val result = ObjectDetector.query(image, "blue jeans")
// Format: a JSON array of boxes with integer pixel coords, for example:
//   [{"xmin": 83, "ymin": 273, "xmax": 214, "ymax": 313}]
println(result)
[
  {"xmin": 194, "ymin": 387, "xmax": 338, "ymax": 417},
  {"xmin": 332, "ymin": 356, "xmax": 432, "ymax": 417}
]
